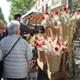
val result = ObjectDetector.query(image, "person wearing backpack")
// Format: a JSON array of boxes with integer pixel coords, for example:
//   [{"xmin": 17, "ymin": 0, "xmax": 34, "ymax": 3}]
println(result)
[{"xmin": 0, "ymin": 20, "xmax": 33, "ymax": 80}]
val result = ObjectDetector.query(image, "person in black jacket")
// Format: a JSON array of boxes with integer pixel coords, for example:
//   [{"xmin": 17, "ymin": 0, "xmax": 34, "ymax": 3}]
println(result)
[{"xmin": 14, "ymin": 14, "xmax": 29, "ymax": 39}]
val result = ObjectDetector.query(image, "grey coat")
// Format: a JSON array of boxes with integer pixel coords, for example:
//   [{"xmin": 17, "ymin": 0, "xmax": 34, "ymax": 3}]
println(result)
[{"xmin": 0, "ymin": 34, "xmax": 33, "ymax": 78}]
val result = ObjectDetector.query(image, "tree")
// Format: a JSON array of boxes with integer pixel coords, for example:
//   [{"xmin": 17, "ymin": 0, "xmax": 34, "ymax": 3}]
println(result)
[
  {"xmin": 0, "ymin": 8, "xmax": 6, "ymax": 24},
  {"xmin": 8, "ymin": 0, "xmax": 35, "ymax": 20}
]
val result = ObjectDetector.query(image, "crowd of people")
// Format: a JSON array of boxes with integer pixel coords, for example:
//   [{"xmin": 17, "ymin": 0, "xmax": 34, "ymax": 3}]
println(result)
[{"xmin": 0, "ymin": 14, "xmax": 34, "ymax": 80}]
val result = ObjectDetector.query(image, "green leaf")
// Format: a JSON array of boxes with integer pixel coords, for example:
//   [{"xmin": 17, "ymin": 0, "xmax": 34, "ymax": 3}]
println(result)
[
  {"xmin": 0, "ymin": 8, "xmax": 6, "ymax": 24},
  {"xmin": 9, "ymin": 0, "xmax": 35, "ymax": 20}
]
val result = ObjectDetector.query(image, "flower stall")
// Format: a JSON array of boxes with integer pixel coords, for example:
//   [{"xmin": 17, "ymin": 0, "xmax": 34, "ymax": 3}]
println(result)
[
  {"xmin": 28, "ymin": 8, "xmax": 66, "ymax": 79},
  {"xmin": 25, "ymin": 7, "xmax": 80, "ymax": 79}
]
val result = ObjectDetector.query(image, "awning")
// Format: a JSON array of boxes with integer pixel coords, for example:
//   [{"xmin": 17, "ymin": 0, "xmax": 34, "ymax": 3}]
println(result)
[
  {"xmin": 29, "ymin": 15, "xmax": 44, "ymax": 23},
  {"xmin": 22, "ymin": 9, "xmax": 44, "ymax": 23},
  {"xmin": 22, "ymin": 9, "xmax": 42, "ymax": 18}
]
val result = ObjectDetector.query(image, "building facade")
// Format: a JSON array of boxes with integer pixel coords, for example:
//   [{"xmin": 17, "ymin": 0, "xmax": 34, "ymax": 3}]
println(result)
[
  {"xmin": 22, "ymin": 0, "xmax": 68, "ymax": 23},
  {"xmin": 34, "ymin": 0, "xmax": 68, "ymax": 13}
]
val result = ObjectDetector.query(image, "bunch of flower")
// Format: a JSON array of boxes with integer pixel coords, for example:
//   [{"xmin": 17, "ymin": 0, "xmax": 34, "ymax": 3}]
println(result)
[
  {"xmin": 34, "ymin": 35, "xmax": 67, "ymax": 55},
  {"xmin": 46, "ymin": 37, "xmax": 67, "ymax": 55},
  {"xmin": 41, "ymin": 7, "xmax": 71, "ymax": 28}
]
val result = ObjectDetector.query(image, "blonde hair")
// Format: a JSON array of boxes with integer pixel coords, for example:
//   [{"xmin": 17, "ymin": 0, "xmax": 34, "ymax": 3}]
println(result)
[{"xmin": 0, "ymin": 20, "xmax": 5, "ymax": 29}]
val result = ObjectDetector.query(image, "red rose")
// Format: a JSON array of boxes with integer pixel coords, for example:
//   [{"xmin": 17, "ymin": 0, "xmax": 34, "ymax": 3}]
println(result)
[{"xmin": 55, "ymin": 47, "xmax": 59, "ymax": 51}]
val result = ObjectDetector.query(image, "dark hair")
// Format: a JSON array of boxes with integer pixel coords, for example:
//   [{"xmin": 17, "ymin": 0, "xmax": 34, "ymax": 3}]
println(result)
[{"xmin": 14, "ymin": 14, "xmax": 21, "ymax": 20}]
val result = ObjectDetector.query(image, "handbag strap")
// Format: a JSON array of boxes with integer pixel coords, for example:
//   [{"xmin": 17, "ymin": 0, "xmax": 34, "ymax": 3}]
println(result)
[{"xmin": 3, "ymin": 37, "xmax": 21, "ymax": 60}]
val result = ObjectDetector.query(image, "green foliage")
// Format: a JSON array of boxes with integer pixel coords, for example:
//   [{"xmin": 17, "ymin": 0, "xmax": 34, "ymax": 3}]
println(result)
[
  {"xmin": 0, "ymin": 8, "xmax": 6, "ymax": 24},
  {"xmin": 9, "ymin": 0, "xmax": 35, "ymax": 20}
]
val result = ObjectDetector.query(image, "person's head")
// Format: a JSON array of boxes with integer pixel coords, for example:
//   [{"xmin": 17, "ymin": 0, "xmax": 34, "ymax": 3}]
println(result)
[
  {"xmin": 0, "ymin": 20, "xmax": 5, "ymax": 34},
  {"xmin": 14, "ymin": 14, "xmax": 21, "ymax": 22},
  {"xmin": 7, "ymin": 20, "xmax": 20, "ymax": 35}
]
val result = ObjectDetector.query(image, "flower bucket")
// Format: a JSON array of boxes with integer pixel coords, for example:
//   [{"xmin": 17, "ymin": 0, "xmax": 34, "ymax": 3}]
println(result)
[{"xmin": 46, "ymin": 52, "xmax": 62, "ymax": 73}]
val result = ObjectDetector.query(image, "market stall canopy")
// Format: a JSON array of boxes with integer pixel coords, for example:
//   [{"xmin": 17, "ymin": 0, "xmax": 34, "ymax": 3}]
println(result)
[
  {"xmin": 29, "ymin": 15, "xmax": 44, "ymax": 23},
  {"xmin": 22, "ymin": 9, "xmax": 44, "ymax": 23}
]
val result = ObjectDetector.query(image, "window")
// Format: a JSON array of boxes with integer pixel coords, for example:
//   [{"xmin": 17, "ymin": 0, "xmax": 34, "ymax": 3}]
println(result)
[
  {"xmin": 42, "ymin": 6, "xmax": 44, "ymax": 12},
  {"xmin": 46, "ymin": 4, "xmax": 48, "ymax": 11},
  {"xmin": 52, "ymin": 0, "xmax": 61, "ymax": 5},
  {"xmin": 45, "ymin": 4, "xmax": 48, "ymax": 13}
]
